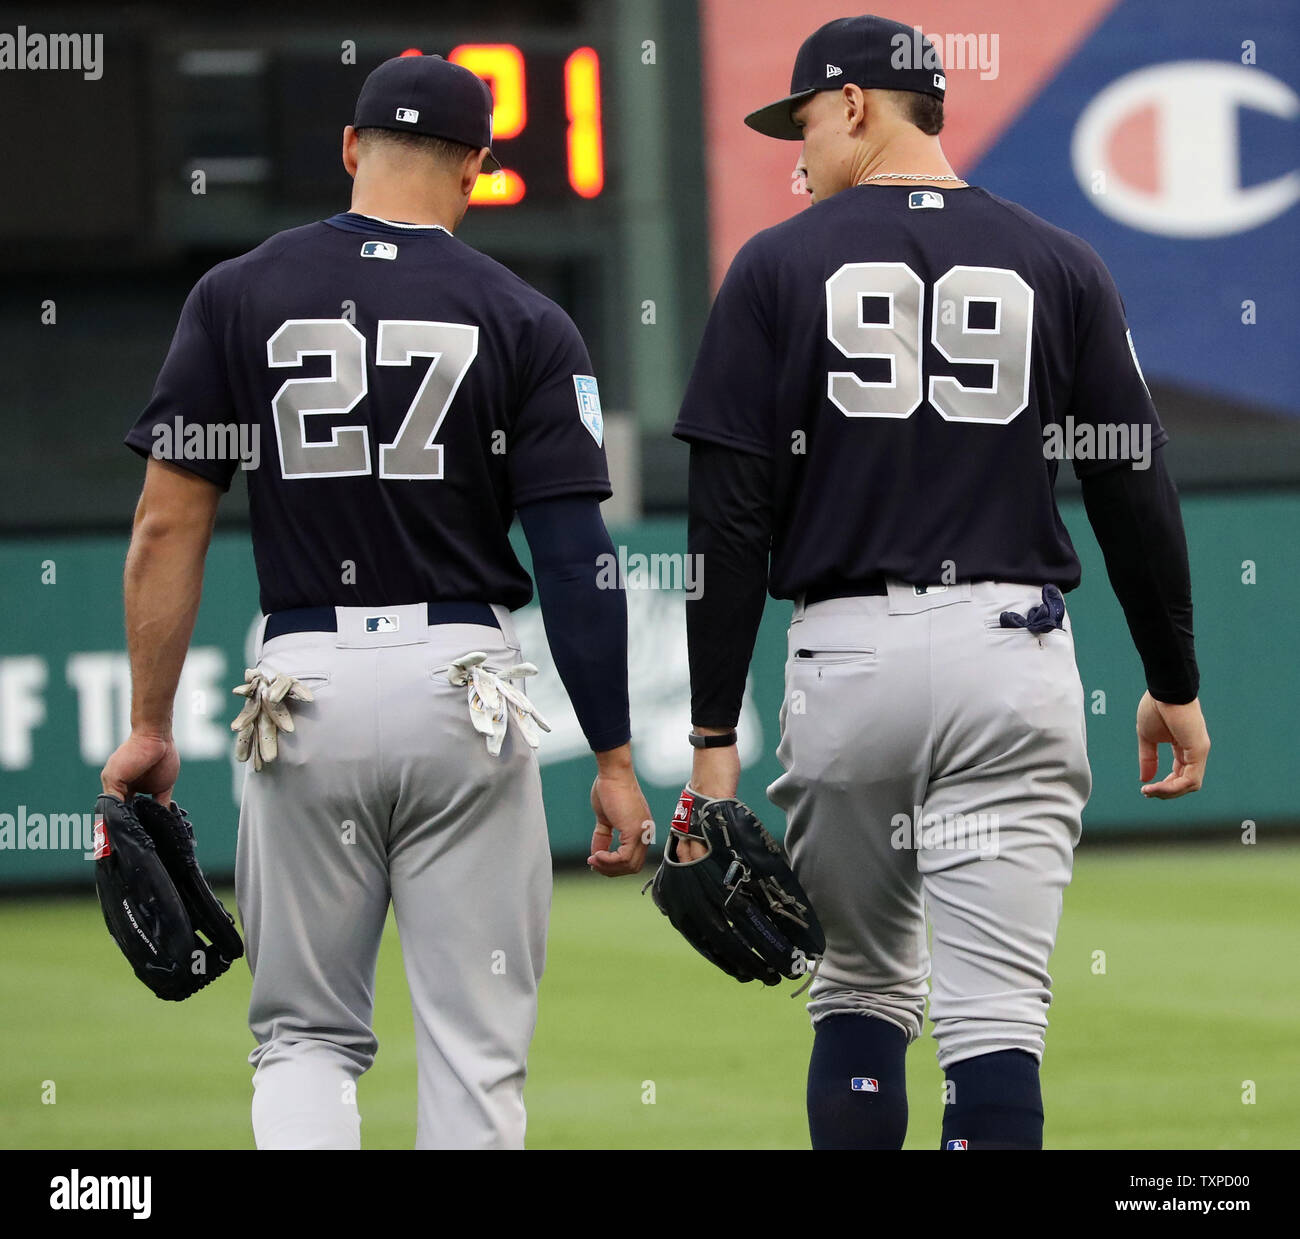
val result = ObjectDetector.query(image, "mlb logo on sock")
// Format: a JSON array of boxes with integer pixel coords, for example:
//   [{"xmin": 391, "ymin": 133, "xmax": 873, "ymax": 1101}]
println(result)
[
  {"xmin": 850, "ymin": 1077, "xmax": 879, "ymax": 1092},
  {"xmin": 946, "ymin": 1138, "xmax": 968, "ymax": 1150}
]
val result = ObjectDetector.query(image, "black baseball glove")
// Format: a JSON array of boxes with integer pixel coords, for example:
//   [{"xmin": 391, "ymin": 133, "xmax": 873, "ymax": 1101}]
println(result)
[
  {"xmin": 647, "ymin": 788, "xmax": 825, "ymax": 986},
  {"xmin": 92, "ymin": 794, "xmax": 244, "ymax": 1001}
]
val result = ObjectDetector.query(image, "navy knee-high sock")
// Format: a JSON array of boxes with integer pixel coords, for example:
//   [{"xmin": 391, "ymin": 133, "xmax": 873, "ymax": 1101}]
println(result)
[
  {"xmin": 807, "ymin": 1015, "xmax": 908, "ymax": 1150},
  {"xmin": 940, "ymin": 1049, "xmax": 1044, "ymax": 1150}
]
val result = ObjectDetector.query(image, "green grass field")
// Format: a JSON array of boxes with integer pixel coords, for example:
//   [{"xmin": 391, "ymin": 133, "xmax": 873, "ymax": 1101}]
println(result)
[{"xmin": 3, "ymin": 839, "xmax": 1297, "ymax": 1150}]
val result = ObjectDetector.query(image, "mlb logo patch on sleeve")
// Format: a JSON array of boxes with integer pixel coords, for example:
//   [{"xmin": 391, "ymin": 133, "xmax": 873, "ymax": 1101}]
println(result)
[
  {"xmin": 909, "ymin": 191, "xmax": 944, "ymax": 210},
  {"xmin": 573, "ymin": 375, "xmax": 603, "ymax": 446},
  {"xmin": 361, "ymin": 241, "xmax": 398, "ymax": 260},
  {"xmin": 850, "ymin": 1077, "xmax": 879, "ymax": 1092}
]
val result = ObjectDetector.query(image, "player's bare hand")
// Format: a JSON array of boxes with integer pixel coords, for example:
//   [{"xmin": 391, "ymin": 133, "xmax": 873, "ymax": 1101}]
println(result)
[
  {"xmin": 588, "ymin": 747, "xmax": 652, "ymax": 876},
  {"xmin": 1137, "ymin": 692, "xmax": 1209, "ymax": 799},
  {"xmin": 101, "ymin": 730, "xmax": 180, "ymax": 806}
]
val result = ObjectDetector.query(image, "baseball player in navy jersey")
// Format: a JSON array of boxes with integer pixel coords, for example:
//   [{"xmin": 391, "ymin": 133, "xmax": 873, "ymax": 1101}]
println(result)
[
  {"xmin": 671, "ymin": 16, "xmax": 1210, "ymax": 1150},
  {"xmin": 100, "ymin": 54, "xmax": 653, "ymax": 1149}
]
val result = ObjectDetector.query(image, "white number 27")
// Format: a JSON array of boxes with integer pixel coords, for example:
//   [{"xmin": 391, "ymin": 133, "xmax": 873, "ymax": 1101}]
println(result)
[{"xmin": 267, "ymin": 318, "xmax": 479, "ymax": 479}]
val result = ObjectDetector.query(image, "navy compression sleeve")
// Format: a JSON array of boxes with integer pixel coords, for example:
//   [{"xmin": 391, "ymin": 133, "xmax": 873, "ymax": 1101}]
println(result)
[
  {"xmin": 517, "ymin": 496, "xmax": 631, "ymax": 752},
  {"xmin": 685, "ymin": 440, "xmax": 772, "ymax": 727},
  {"xmin": 1079, "ymin": 446, "xmax": 1199, "ymax": 704}
]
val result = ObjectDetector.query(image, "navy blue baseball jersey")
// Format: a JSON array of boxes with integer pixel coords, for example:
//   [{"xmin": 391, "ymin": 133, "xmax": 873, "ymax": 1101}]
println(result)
[
  {"xmin": 673, "ymin": 184, "xmax": 1167, "ymax": 596},
  {"xmin": 126, "ymin": 212, "xmax": 611, "ymax": 613}
]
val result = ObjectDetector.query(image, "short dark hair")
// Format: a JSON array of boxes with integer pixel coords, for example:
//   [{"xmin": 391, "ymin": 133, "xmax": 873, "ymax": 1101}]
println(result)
[
  {"xmin": 885, "ymin": 90, "xmax": 944, "ymax": 136},
  {"xmin": 354, "ymin": 126, "xmax": 478, "ymax": 167}
]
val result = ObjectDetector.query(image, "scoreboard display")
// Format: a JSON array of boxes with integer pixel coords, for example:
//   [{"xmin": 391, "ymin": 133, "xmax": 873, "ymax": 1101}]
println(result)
[{"xmin": 172, "ymin": 30, "xmax": 614, "ymax": 221}]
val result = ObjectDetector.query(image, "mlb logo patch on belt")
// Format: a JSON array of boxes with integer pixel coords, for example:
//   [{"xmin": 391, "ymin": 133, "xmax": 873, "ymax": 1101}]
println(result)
[
  {"xmin": 851, "ymin": 1077, "xmax": 879, "ymax": 1092},
  {"xmin": 365, "ymin": 614, "xmax": 400, "ymax": 633}
]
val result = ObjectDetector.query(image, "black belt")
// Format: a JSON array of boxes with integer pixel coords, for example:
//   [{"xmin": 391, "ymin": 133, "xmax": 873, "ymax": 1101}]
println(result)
[
  {"xmin": 264, "ymin": 602, "xmax": 499, "ymax": 642},
  {"xmin": 804, "ymin": 576, "xmax": 889, "ymax": 605}
]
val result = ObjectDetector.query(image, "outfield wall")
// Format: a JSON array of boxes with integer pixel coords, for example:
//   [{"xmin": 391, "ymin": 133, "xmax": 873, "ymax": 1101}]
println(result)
[{"xmin": 0, "ymin": 493, "xmax": 1292, "ymax": 888}]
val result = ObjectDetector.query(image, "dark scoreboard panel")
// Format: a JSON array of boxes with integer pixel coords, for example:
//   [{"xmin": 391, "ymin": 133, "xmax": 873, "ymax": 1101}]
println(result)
[
  {"xmin": 0, "ymin": 18, "xmax": 616, "ymax": 264},
  {"xmin": 217, "ymin": 43, "xmax": 607, "ymax": 208}
]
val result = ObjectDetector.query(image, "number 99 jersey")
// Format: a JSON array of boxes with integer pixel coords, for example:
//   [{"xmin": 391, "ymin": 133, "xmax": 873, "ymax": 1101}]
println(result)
[
  {"xmin": 126, "ymin": 212, "xmax": 611, "ymax": 614},
  {"xmin": 672, "ymin": 184, "xmax": 1166, "ymax": 597}
]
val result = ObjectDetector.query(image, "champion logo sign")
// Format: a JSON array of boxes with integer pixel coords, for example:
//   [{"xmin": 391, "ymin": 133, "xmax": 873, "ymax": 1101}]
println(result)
[
  {"xmin": 850, "ymin": 1077, "xmax": 879, "ymax": 1092},
  {"xmin": 825, "ymin": 63, "xmax": 842, "ymax": 78},
  {"xmin": 671, "ymin": 789, "xmax": 695, "ymax": 833},
  {"xmin": 946, "ymin": 1138, "xmax": 969, "ymax": 1150},
  {"xmin": 91, "ymin": 819, "xmax": 109, "ymax": 860}
]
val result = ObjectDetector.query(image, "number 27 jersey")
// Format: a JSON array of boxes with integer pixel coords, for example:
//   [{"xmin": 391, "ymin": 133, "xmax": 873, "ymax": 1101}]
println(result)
[
  {"xmin": 126, "ymin": 213, "xmax": 611, "ymax": 614},
  {"xmin": 673, "ymin": 185, "xmax": 1167, "ymax": 596}
]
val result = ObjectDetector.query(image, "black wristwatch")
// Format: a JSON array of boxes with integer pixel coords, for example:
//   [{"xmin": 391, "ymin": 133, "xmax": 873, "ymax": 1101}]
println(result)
[{"xmin": 688, "ymin": 729, "xmax": 738, "ymax": 749}]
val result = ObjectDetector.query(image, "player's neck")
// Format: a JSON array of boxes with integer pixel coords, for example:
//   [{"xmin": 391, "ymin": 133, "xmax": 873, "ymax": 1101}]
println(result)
[
  {"xmin": 853, "ymin": 134, "xmax": 961, "ymax": 186},
  {"xmin": 348, "ymin": 185, "xmax": 462, "ymax": 234}
]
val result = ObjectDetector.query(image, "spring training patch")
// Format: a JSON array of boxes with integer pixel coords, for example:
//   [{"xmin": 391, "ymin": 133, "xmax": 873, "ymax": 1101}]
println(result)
[{"xmin": 574, "ymin": 375, "xmax": 603, "ymax": 446}]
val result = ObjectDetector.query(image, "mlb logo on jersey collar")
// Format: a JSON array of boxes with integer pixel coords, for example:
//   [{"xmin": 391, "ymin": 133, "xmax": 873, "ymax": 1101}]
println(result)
[
  {"xmin": 909, "ymin": 190, "xmax": 944, "ymax": 210},
  {"xmin": 361, "ymin": 241, "xmax": 398, "ymax": 260}
]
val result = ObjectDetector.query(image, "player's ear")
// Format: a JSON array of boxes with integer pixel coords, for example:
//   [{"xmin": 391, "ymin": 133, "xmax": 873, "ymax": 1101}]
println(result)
[
  {"xmin": 460, "ymin": 148, "xmax": 488, "ymax": 197},
  {"xmin": 843, "ymin": 85, "xmax": 869, "ymax": 135},
  {"xmin": 342, "ymin": 125, "xmax": 360, "ymax": 179}
]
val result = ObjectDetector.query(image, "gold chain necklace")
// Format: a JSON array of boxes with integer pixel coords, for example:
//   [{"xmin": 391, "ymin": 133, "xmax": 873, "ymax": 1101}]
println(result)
[{"xmin": 858, "ymin": 172, "xmax": 964, "ymax": 184}]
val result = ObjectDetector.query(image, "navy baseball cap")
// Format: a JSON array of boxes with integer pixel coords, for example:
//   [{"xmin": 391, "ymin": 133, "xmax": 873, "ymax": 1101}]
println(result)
[
  {"xmin": 744, "ymin": 15, "xmax": 947, "ymax": 139},
  {"xmin": 353, "ymin": 54, "xmax": 501, "ymax": 171}
]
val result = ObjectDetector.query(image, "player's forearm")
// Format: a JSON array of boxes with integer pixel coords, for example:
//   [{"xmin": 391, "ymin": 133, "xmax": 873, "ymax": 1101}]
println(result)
[
  {"xmin": 1079, "ymin": 446, "xmax": 1199, "ymax": 704},
  {"xmin": 123, "ymin": 500, "xmax": 214, "ymax": 735},
  {"xmin": 686, "ymin": 441, "xmax": 772, "ymax": 728},
  {"xmin": 517, "ymin": 496, "xmax": 632, "ymax": 752}
]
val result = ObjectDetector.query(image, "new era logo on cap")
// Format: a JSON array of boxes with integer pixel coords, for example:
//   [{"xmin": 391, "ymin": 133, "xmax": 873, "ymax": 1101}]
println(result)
[
  {"xmin": 394, "ymin": 107, "xmax": 419, "ymax": 123},
  {"xmin": 826, "ymin": 63, "xmax": 843, "ymax": 77},
  {"xmin": 850, "ymin": 1077, "xmax": 879, "ymax": 1092}
]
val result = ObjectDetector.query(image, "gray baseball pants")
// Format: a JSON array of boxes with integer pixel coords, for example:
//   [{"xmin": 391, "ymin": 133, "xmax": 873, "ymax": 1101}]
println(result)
[
  {"xmin": 234, "ymin": 602, "xmax": 551, "ymax": 1149},
  {"xmin": 767, "ymin": 581, "xmax": 1091, "ymax": 1070}
]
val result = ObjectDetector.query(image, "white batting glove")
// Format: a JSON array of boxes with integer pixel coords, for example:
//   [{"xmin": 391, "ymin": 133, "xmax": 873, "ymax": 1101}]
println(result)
[{"xmin": 230, "ymin": 668, "xmax": 316, "ymax": 770}]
